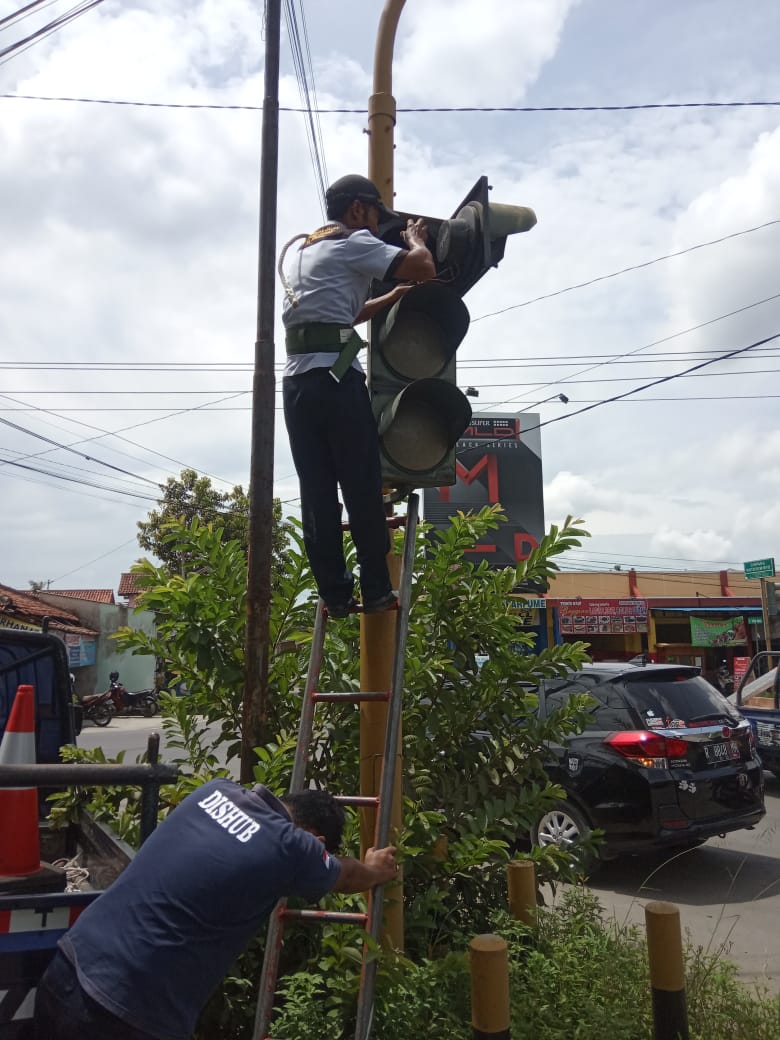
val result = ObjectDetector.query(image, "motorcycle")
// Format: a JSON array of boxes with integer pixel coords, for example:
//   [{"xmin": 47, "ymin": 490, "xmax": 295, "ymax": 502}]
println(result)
[
  {"xmin": 106, "ymin": 672, "xmax": 159, "ymax": 717},
  {"xmin": 79, "ymin": 689, "xmax": 114, "ymax": 727}
]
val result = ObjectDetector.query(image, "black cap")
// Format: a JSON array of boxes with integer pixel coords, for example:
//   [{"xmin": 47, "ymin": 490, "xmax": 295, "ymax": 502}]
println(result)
[{"xmin": 325, "ymin": 174, "xmax": 398, "ymax": 221}]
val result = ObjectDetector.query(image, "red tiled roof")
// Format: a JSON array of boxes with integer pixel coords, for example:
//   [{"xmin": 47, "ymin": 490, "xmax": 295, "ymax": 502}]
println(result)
[
  {"xmin": 48, "ymin": 589, "xmax": 116, "ymax": 604},
  {"xmin": 0, "ymin": 583, "xmax": 98, "ymax": 635},
  {"xmin": 117, "ymin": 572, "xmax": 146, "ymax": 596}
]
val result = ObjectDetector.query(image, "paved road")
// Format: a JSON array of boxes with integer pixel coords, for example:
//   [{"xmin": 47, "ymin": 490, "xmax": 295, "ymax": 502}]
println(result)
[
  {"xmin": 555, "ymin": 774, "xmax": 780, "ymax": 992},
  {"xmin": 78, "ymin": 714, "xmax": 237, "ymax": 776},
  {"xmin": 79, "ymin": 718, "xmax": 780, "ymax": 990}
]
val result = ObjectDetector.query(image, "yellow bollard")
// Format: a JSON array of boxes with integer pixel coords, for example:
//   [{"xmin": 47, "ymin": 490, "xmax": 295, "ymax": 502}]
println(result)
[
  {"xmin": 644, "ymin": 901, "xmax": 689, "ymax": 1040},
  {"xmin": 507, "ymin": 860, "xmax": 536, "ymax": 927},
  {"xmin": 469, "ymin": 934, "xmax": 510, "ymax": 1039}
]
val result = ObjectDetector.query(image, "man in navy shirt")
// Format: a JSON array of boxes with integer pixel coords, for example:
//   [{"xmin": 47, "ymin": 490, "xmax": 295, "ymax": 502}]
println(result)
[{"xmin": 33, "ymin": 780, "xmax": 398, "ymax": 1040}]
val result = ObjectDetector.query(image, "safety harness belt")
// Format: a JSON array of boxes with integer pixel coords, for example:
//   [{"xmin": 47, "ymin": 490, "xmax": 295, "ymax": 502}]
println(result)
[{"xmin": 284, "ymin": 324, "xmax": 366, "ymax": 383}]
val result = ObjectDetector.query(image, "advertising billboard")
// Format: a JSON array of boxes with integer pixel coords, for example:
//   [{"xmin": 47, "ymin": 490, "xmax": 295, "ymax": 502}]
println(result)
[{"xmin": 422, "ymin": 413, "xmax": 544, "ymax": 568}]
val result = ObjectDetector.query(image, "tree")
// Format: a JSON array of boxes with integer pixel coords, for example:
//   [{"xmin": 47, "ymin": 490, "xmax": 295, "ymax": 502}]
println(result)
[
  {"xmin": 109, "ymin": 506, "xmax": 592, "ymax": 1037},
  {"xmin": 137, "ymin": 468, "xmax": 289, "ymax": 576}
]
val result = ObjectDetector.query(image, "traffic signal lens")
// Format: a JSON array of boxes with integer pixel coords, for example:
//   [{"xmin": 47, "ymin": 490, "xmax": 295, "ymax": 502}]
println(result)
[
  {"xmin": 377, "ymin": 378, "xmax": 472, "ymax": 474},
  {"xmin": 376, "ymin": 282, "xmax": 470, "ymax": 382},
  {"xmin": 382, "ymin": 312, "xmax": 449, "ymax": 380},
  {"xmin": 382, "ymin": 402, "xmax": 448, "ymax": 471}
]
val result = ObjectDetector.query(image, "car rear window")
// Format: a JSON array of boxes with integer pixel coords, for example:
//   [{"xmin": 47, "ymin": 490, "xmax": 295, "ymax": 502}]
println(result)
[{"xmin": 616, "ymin": 672, "xmax": 736, "ymax": 726}]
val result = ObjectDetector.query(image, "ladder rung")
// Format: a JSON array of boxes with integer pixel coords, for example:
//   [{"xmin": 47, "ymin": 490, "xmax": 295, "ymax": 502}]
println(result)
[
  {"xmin": 335, "ymin": 795, "xmax": 380, "ymax": 808},
  {"xmin": 281, "ymin": 908, "xmax": 368, "ymax": 926},
  {"xmin": 312, "ymin": 691, "xmax": 389, "ymax": 703}
]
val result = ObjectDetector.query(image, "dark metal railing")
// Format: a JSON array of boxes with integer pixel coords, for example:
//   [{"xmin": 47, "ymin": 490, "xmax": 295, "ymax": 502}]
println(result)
[{"xmin": 0, "ymin": 734, "xmax": 179, "ymax": 844}]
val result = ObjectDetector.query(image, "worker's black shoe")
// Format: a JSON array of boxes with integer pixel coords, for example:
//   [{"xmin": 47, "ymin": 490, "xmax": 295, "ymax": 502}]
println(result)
[
  {"xmin": 325, "ymin": 597, "xmax": 358, "ymax": 619},
  {"xmin": 362, "ymin": 591, "xmax": 400, "ymax": 614}
]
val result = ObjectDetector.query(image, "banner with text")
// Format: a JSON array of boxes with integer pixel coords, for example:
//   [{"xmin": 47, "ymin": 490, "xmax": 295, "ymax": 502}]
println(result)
[
  {"xmin": 689, "ymin": 615, "xmax": 747, "ymax": 647},
  {"xmin": 557, "ymin": 598, "xmax": 648, "ymax": 635}
]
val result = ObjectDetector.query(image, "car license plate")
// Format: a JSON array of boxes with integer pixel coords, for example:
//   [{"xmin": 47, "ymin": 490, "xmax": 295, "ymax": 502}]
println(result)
[{"xmin": 704, "ymin": 740, "xmax": 741, "ymax": 764}]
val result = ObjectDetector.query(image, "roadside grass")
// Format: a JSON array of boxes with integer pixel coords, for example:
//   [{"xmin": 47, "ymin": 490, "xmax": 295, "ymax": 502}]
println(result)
[
  {"xmin": 269, "ymin": 886, "xmax": 780, "ymax": 1040},
  {"xmin": 500, "ymin": 887, "xmax": 780, "ymax": 1040}
]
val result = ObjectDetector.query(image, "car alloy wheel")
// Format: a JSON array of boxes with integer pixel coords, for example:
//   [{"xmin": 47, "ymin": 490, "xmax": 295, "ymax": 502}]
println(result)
[{"xmin": 533, "ymin": 801, "xmax": 590, "ymax": 849}]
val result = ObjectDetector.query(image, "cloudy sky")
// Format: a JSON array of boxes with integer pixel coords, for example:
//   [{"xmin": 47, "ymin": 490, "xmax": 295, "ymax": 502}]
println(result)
[{"xmin": 2, "ymin": 0, "xmax": 780, "ymax": 592}]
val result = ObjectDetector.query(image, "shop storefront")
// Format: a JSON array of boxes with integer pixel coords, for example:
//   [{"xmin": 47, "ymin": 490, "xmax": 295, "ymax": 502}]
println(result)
[
  {"xmin": 651, "ymin": 607, "xmax": 763, "ymax": 688},
  {"xmin": 506, "ymin": 596, "xmax": 549, "ymax": 652}
]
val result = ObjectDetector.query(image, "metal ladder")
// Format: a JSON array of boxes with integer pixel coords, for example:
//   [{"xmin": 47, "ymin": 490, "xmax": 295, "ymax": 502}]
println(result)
[{"xmin": 252, "ymin": 493, "xmax": 419, "ymax": 1040}]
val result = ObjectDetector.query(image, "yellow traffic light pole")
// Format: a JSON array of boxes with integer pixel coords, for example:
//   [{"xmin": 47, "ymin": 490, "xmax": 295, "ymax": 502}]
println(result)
[{"xmin": 360, "ymin": 0, "xmax": 406, "ymax": 952}]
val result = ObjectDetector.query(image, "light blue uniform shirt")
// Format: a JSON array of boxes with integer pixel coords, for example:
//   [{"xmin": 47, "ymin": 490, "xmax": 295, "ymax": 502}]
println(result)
[{"xmin": 282, "ymin": 227, "xmax": 403, "ymax": 377}]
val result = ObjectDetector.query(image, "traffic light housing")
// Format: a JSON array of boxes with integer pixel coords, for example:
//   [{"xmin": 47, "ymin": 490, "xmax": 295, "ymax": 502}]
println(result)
[
  {"xmin": 369, "ymin": 281, "xmax": 472, "ymax": 488},
  {"xmin": 380, "ymin": 175, "xmax": 537, "ymax": 295},
  {"xmin": 435, "ymin": 175, "xmax": 537, "ymax": 295},
  {"xmin": 371, "ymin": 176, "xmax": 537, "ymax": 488}
]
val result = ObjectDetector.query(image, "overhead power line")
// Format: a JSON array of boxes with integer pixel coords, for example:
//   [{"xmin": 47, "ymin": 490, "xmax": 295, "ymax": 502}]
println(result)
[
  {"xmin": 283, "ymin": 0, "xmax": 328, "ymax": 215},
  {"xmin": 472, "ymin": 220, "xmax": 780, "ymax": 324},
  {"xmin": 490, "ymin": 286, "xmax": 780, "ymax": 410},
  {"xmin": 2, "ymin": 457, "xmax": 159, "ymax": 501},
  {"xmin": 3, "ymin": 94, "xmax": 780, "ymax": 114},
  {"xmin": 456, "ymin": 329, "xmax": 780, "ymax": 455},
  {"xmin": 528, "ymin": 330, "xmax": 780, "ymax": 434},
  {"xmin": 0, "ymin": 414, "xmax": 160, "ymax": 486},
  {"xmin": 0, "ymin": 0, "xmax": 106, "ymax": 65},
  {"xmin": 0, "ymin": 391, "xmax": 241, "ymax": 488},
  {"xmin": 0, "ymin": 0, "xmax": 59, "ymax": 31}
]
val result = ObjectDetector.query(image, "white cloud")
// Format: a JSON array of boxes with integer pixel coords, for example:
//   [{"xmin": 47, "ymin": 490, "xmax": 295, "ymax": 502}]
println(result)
[
  {"xmin": 1, "ymin": 0, "xmax": 780, "ymax": 591},
  {"xmin": 650, "ymin": 527, "xmax": 732, "ymax": 562},
  {"xmin": 396, "ymin": 0, "xmax": 580, "ymax": 106}
]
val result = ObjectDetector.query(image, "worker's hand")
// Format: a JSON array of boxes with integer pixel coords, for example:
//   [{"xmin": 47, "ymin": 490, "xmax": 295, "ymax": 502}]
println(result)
[
  {"xmin": 364, "ymin": 845, "xmax": 399, "ymax": 884},
  {"xmin": 401, "ymin": 217, "xmax": 428, "ymax": 246},
  {"xmin": 390, "ymin": 283, "xmax": 416, "ymax": 303}
]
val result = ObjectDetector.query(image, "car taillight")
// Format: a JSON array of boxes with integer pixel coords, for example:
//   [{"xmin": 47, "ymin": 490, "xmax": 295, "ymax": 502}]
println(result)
[{"xmin": 605, "ymin": 730, "xmax": 689, "ymax": 767}]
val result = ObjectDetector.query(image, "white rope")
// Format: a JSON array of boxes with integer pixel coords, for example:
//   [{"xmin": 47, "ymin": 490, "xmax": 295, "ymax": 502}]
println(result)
[{"xmin": 52, "ymin": 854, "xmax": 90, "ymax": 892}]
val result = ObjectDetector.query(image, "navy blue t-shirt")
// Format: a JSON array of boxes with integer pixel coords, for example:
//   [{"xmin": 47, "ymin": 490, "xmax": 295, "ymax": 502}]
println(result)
[{"xmin": 59, "ymin": 780, "xmax": 341, "ymax": 1040}]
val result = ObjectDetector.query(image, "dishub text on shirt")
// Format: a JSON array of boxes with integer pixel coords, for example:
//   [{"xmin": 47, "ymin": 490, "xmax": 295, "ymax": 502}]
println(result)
[{"xmin": 197, "ymin": 789, "xmax": 262, "ymax": 843}]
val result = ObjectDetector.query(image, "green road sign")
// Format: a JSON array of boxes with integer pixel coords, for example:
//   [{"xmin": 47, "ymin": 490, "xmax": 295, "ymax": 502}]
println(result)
[{"xmin": 744, "ymin": 557, "xmax": 776, "ymax": 579}]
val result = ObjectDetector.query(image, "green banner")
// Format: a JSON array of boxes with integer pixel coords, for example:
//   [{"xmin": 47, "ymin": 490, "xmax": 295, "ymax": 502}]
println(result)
[{"xmin": 690, "ymin": 615, "xmax": 747, "ymax": 647}]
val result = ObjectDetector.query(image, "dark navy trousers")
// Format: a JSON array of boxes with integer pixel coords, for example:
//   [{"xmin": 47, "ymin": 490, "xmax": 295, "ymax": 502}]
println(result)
[
  {"xmin": 34, "ymin": 950, "xmax": 154, "ymax": 1040},
  {"xmin": 283, "ymin": 366, "xmax": 391, "ymax": 607}
]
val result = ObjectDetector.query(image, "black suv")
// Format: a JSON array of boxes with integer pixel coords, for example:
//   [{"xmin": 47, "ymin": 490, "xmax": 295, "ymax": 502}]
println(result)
[{"xmin": 533, "ymin": 663, "xmax": 765, "ymax": 858}]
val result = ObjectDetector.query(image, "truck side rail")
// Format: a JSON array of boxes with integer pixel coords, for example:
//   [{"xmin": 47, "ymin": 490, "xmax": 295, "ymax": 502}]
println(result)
[
  {"xmin": 0, "ymin": 734, "xmax": 179, "ymax": 844},
  {"xmin": 735, "ymin": 652, "xmax": 780, "ymax": 710}
]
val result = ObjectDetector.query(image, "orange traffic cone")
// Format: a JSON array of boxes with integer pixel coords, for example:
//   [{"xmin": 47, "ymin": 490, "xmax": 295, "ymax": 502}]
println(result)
[{"xmin": 0, "ymin": 684, "xmax": 65, "ymax": 893}]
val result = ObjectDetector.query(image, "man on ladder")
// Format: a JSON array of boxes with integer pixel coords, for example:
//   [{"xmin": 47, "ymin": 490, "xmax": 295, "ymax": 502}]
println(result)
[{"xmin": 280, "ymin": 173, "xmax": 435, "ymax": 617}]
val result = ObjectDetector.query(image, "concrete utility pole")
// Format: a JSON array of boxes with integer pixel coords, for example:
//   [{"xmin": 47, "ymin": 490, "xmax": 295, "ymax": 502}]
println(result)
[
  {"xmin": 241, "ymin": 0, "xmax": 282, "ymax": 784},
  {"xmin": 360, "ymin": 0, "xmax": 406, "ymax": 952}
]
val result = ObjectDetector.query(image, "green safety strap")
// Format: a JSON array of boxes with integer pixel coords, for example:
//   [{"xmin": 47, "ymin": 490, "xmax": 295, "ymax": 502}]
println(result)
[{"xmin": 285, "ymin": 324, "xmax": 366, "ymax": 383}]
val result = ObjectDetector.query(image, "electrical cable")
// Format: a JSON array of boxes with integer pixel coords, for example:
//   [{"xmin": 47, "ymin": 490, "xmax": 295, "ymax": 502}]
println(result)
[
  {"xmin": 2, "ymin": 457, "xmax": 159, "ymax": 500},
  {"xmin": 0, "ymin": 391, "xmax": 245, "ymax": 486},
  {"xmin": 3, "ymin": 94, "xmax": 780, "ymax": 114},
  {"xmin": 488, "ymin": 287, "xmax": 780, "ymax": 410},
  {"xmin": 526, "ymin": 330, "xmax": 780, "ymax": 434},
  {"xmin": 283, "ymin": 0, "xmax": 328, "ymax": 214},
  {"xmin": 48, "ymin": 537, "xmax": 139, "ymax": 584},
  {"xmin": 0, "ymin": 0, "xmax": 106, "ymax": 65},
  {"xmin": 456, "ymin": 329, "xmax": 780, "ymax": 455},
  {"xmin": 472, "ymin": 221, "xmax": 780, "ymax": 325},
  {"xmin": 0, "ymin": 415, "xmax": 160, "ymax": 486},
  {"xmin": 0, "ymin": 0, "xmax": 60, "ymax": 31}
]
